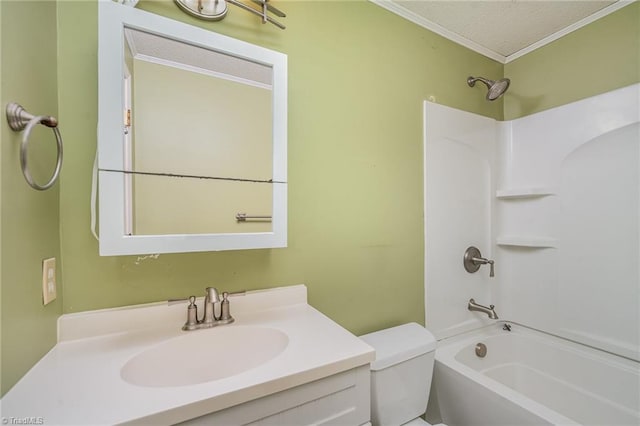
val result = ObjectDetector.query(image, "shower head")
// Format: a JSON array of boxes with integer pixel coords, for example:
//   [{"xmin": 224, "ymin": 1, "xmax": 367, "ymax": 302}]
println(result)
[{"xmin": 467, "ymin": 76, "xmax": 510, "ymax": 101}]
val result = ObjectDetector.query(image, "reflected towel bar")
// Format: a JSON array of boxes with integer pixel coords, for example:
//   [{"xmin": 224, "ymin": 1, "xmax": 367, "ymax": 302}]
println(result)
[{"xmin": 236, "ymin": 213, "xmax": 272, "ymax": 222}]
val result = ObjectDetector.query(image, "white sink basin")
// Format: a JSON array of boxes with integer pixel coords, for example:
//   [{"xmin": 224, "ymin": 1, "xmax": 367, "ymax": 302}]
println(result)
[{"xmin": 121, "ymin": 326, "xmax": 289, "ymax": 387}]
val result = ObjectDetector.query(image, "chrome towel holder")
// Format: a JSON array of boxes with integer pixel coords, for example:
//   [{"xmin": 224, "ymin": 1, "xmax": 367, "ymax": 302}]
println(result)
[{"xmin": 6, "ymin": 102, "xmax": 63, "ymax": 191}]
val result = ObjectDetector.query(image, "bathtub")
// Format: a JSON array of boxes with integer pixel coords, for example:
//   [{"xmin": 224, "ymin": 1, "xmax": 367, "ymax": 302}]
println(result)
[{"xmin": 427, "ymin": 322, "xmax": 640, "ymax": 426}]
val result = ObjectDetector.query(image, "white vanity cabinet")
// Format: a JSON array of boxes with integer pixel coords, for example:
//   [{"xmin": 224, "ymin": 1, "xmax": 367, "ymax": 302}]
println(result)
[
  {"xmin": 179, "ymin": 366, "xmax": 371, "ymax": 426},
  {"xmin": 1, "ymin": 285, "xmax": 375, "ymax": 426}
]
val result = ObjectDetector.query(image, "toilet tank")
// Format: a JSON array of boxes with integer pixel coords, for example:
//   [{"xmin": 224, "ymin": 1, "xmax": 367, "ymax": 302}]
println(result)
[{"xmin": 360, "ymin": 323, "xmax": 437, "ymax": 426}]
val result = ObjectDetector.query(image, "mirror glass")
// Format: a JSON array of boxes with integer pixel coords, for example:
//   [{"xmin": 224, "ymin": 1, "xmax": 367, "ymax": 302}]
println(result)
[
  {"xmin": 98, "ymin": 2, "xmax": 287, "ymax": 255},
  {"xmin": 124, "ymin": 28, "xmax": 274, "ymax": 235}
]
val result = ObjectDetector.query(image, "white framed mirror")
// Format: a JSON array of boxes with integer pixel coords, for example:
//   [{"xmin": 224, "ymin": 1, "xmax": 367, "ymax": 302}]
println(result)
[{"xmin": 98, "ymin": 0, "xmax": 287, "ymax": 255}]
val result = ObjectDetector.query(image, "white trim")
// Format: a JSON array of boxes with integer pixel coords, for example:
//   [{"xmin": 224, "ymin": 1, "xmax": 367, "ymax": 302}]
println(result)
[
  {"xmin": 370, "ymin": 0, "xmax": 636, "ymax": 65},
  {"xmin": 124, "ymin": 28, "xmax": 138, "ymax": 58},
  {"xmin": 123, "ymin": 69, "xmax": 133, "ymax": 236},
  {"xmin": 133, "ymin": 53, "xmax": 273, "ymax": 90}
]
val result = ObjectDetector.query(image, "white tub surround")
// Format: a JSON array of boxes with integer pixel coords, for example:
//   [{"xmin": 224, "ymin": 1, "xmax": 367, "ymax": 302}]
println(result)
[
  {"xmin": 430, "ymin": 322, "xmax": 640, "ymax": 426},
  {"xmin": 0, "ymin": 285, "xmax": 375, "ymax": 425},
  {"xmin": 423, "ymin": 102, "xmax": 498, "ymax": 340},
  {"xmin": 424, "ymin": 83, "xmax": 640, "ymax": 360},
  {"xmin": 424, "ymin": 84, "xmax": 640, "ymax": 425}
]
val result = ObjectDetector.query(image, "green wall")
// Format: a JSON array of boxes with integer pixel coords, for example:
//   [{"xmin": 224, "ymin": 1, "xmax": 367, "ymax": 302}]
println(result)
[
  {"xmin": 504, "ymin": 2, "xmax": 639, "ymax": 120},
  {"xmin": 0, "ymin": 1, "xmax": 62, "ymax": 395},
  {"xmin": 56, "ymin": 0, "xmax": 500, "ymax": 334}
]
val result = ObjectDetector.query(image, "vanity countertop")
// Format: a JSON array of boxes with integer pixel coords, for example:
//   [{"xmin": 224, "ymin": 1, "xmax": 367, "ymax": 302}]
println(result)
[{"xmin": 1, "ymin": 285, "xmax": 374, "ymax": 425}]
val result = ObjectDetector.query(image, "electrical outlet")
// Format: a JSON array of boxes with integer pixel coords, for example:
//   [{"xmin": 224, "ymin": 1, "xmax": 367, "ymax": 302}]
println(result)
[{"xmin": 42, "ymin": 257, "xmax": 57, "ymax": 305}]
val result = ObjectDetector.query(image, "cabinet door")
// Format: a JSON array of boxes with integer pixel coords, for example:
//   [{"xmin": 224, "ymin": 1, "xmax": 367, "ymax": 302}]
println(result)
[{"xmin": 179, "ymin": 366, "xmax": 371, "ymax": 426}]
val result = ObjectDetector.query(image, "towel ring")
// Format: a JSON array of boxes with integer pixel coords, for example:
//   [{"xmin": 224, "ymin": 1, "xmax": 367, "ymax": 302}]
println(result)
[{"xmin": 6, "ymin": 103, "xmax": 63, "ymax": 191}]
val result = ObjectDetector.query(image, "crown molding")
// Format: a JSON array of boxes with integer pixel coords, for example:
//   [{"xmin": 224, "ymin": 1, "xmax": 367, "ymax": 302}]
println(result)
[{"xmin": 370, "ymin": 0, "xmax": 636, "ymax": 65}]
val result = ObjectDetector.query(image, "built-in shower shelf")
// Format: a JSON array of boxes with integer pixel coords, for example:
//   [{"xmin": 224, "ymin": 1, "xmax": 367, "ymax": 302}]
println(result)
[
  {"xmin": 496, "ymin": 187, "xmax": 556, "ymax": 199},
  {"xmin": 496, "ymin": 235, "xmax": 557, "ymax": 248}
]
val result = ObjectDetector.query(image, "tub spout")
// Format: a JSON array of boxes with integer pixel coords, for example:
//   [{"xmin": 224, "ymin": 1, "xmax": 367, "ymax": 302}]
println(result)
[{"xmin": 468, "ymin": 298, "xmax": 499, "ymax": 319}]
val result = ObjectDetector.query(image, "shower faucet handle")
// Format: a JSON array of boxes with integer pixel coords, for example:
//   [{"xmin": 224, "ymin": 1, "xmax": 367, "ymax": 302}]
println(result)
[{"xmin": 463, "ymin": 246, "xmax": 495, "ymax": 278}]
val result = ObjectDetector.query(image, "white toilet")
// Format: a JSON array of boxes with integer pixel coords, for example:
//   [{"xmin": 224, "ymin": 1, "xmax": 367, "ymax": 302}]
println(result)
[{"xmin": 360, "ymin": 322, "xmax": 445, "ymax": 426}]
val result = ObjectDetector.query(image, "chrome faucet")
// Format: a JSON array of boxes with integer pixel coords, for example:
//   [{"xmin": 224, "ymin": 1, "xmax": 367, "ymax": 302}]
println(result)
[
  {"xmin": 202, "ymin": 287, "xmax": 220, "ymax": 326},
  {"xmin": 171, "ymin": 287, "xmax": 244, "ymax": 331},
  {"xmin": 468, "ymin": 298, "xmax": 499, "ymax": 319}
]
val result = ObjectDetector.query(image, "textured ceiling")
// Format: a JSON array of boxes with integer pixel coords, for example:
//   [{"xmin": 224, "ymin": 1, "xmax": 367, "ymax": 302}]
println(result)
[
  {"xmin": 125, "ymin": 28, "xmax": 272, "ymax": 86},
  {"xmin": 377, "ymin": 0, "xmax": 623, "ymax": 62}
]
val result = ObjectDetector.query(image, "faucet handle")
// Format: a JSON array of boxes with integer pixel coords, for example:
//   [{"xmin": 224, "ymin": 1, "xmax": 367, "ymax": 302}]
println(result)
[
  {"xmin": 182, "ymin": 296, "xmax": 199, "ymax": 331},
  {"xmin": 463, "ymin": 247, "xmax": 495, "ymax": 278},
  {"xmin": 218, "ymin": 292, "xmax": 236, "ymax": 324}
]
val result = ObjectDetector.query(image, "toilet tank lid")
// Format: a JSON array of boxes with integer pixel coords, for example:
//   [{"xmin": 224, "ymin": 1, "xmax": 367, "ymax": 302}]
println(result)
[{"xmin": 359, "ymin": 323, "xmax": 437, "ymax": 371}]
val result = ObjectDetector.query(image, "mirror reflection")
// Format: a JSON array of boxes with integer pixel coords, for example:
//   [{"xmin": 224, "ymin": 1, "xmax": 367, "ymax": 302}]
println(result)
[{"xmin": 124, "ymin": 28, "xmax": 274, "ymax": 235}]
